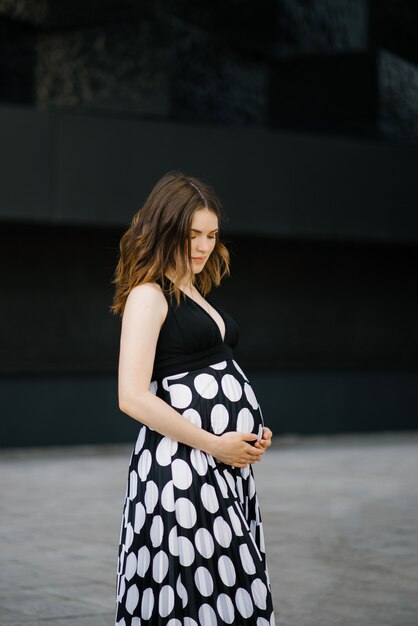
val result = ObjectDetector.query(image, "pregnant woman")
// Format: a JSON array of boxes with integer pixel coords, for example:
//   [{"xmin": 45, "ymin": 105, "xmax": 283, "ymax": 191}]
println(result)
[{"xmin": 111, "ymin": 170, "xmax": 276, "ymax": 625}]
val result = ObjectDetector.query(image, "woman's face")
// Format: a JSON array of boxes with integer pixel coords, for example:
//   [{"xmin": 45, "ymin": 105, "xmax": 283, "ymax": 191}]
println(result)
[{"xmin": 188, "ymin": 208, "xmax": 219, "ymax": 274}]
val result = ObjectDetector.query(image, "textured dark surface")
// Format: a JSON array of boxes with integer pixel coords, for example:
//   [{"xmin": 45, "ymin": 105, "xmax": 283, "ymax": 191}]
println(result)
[
  {"xmin": 1, "ymin": 222, "xmax": 417, "ymax": 376},
  {"xmin": 0, "ymin": 0, "xmax": 417, "ymax": 143},
  {"xmin": 35, "ymin": 19, "xmax": 170, "ymax": 116},
  {"xmin": 378, "ymin": 48, "xmax": 418, "ymax": 143}
]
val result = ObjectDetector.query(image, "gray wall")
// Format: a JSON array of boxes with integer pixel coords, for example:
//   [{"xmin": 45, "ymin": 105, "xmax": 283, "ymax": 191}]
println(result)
[
  {"xmin": 1, "ymin": 222, "xmax": 417, "ymax": 447},
  {"xmin": 1, "ymin": 106, "xmax": 417, "ymax": 446},
  {"xmin": 1, "ymin": 104, "xmax": 417, "ymax": 240}
]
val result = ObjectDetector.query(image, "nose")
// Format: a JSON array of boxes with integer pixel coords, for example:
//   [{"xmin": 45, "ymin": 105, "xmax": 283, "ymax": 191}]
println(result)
[{"xmin": 196, "ymin": 238, "xmax": 212, "ymax": 253}]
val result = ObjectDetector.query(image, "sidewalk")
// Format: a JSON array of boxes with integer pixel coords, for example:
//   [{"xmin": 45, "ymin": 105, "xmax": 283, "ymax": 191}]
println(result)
[{"xmin": 1, "ymin": 432, "xmax": 417, "ymax": 626}]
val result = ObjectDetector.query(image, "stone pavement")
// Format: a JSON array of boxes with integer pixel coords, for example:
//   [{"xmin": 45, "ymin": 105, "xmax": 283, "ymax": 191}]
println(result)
[{"xmin": 0, "ymin": 432, "xmax": 417, "ymax": 626}]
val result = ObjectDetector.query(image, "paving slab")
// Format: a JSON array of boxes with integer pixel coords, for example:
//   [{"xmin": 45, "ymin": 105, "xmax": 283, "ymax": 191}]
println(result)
[{"xmin": 1, "ymin": 432, "xmax": 417, "ymax": 626}]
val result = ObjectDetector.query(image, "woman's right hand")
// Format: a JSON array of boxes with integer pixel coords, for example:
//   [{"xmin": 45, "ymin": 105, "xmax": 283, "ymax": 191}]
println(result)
[{"xmin": 209, "ymin": 431, "xmax": 265, "ymax": 468}]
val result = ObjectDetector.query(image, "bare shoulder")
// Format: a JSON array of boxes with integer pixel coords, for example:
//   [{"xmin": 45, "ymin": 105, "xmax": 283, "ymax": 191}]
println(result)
[{"xmin": 125, "ymin": 281, "xmax": 168, "ymax": 323}]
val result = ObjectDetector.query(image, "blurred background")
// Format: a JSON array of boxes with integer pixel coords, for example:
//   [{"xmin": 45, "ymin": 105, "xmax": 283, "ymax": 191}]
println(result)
[{"xmin": 1, "ymin": 0, "xmax": 417, "ymax": 447}]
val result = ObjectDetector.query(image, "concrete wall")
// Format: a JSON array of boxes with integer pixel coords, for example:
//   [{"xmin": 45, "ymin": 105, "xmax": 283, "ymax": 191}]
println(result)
[{"xmin": 1, "ymin": 104, "xmax": 417, "ymax": 240}]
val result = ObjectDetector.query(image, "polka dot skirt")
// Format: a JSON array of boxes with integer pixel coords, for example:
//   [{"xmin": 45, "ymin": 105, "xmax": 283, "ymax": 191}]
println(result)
[{"xmin": 115, "ymin": 359, "xmax": 276, "ymax": 625}]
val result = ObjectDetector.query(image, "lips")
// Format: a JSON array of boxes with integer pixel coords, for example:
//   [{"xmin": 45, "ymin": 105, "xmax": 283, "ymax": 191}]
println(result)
[{"xmin": 193, "ymin": 257, "xmax": 206, "ymax": 262}]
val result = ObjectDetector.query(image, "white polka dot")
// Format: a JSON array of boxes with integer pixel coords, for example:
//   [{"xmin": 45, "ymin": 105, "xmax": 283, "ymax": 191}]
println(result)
[
  {"xmin": 176, "ymin": 573, "xmax": 188, "ymax": 609},
  {"xmin": 270, "ymin": 609, "xmax": 276, "ymax": 625},
  {"xmin": 137, "ymin": 449, "xmax": 152, "ymax": 481},
  {"xmin": 194, "ymin": 527, "xmax": 215, "ymax": 559},
  {"xmin": 136, "ymin": 546, "xmax": 151, "ymax": 577},
  {"xmin": 132, "ymin": 618, "xmax": 141, "ymax": 626},
  {"xmin": 158, "ymin": 584, "xmax": 175, "ymax": 618},
  {"xmin": 210, "ymin": 360, "xmax": 227, "ymax": 369},
  {"xmin": 149, "ymin": 380, "xmax": 158, "ymax": 395},
  {"xmin": 251, "ymin": 578, "xmax": 268, "ymax": 610},
  {"xmin": 150, "ymin": 515, "xmax": 164, "ymax": 548},
  {"xmin": 124, "ymin": 523, "xmax": 134, "ymax": 550},
  {"xmin": 213, "ymin": 516, "xmax": 232, "ymax": 548},
  {"xmin": 241, "ymin": 464, "xmax": 250, "ymax": 479},
  {"xmin": 128, "ymin": 470, "xmax": 138, "ymax": 500},
  {"xmin": 257, "ymin": 619, "xmax": 270, "ymax": 626},
  {"xmin": 221, "ymin": 374, "xmax": 242, "ymax": 401},
  {"xmin": 134, "ymin": 426, "xmax": 146, "ymax": 454},
  {"xmin": 117, "ymin": 576, "xmax": 125, "ymax": 602},
  {"xmin": 116, "ymin": 618, "xmax": 126, "ymax": 626},
  {"xmin": 118, "ymin": 549, "xmax": 126, "ymax": 574},
  {"xmin": 172, "ymin": 458, "xmax": 193, "ymax": 490},
  {"xmin": 236, "ymin": 408, "xmax": 254, "ymax": 434},
  {"xmin": 162, "ymin": 371, "xmax": 188, "ymax": 391},
  {"xmin": 198, "ymin": 604, "xmax": 217, "ymax": 626},
  {"xmin": 194, "ymin": 373, "xmax": 219, "ymax": 399},
  {"xmin": 236, "ymin": 476, "xmax": 244, "ymax": 504},
  {"xmin": 190, "ymin": 449, "xmax": 208, "ymax": 475},
  {"xmin": 200, "ymin": 483, "xmax": 219, "ymax": 513},
  {"xmin": 239, "ymin": 543, "xmax": 256, "ymax": 575},
  {"xmin": 125, "ymin": 552, "xmax": 137, "ymax": 581},
  {"xmin": 260, "ymin": 523, "xmax": 266, "ymax": 553},
  {"xmin": 141, "ymin": 587, "xmax": 154, "ymax": 620},
  {"xmin": 126, "ymin": 583, "xmax": 139, "ymax": 614},
  {"xmin": 235, "ymin": 500, "xmax": 251, "ymax": 529},
  {"xmin": 184, "ymin": 619, "xmax": 199, "ymax": 626},
  {"xmin": 144, "ymin": 480, "xmax": 159, "ymax": 514},
  {"xmin": 227, "ymin": 505, "xmax": 243, "ymax": 536},
  {"xmin": 123, "ymin": 499, "xmax": 130, "ymax": 527},
  {"xmin": 169, "ymin": 383, "xmax": 192, "ymax": 408},
  {"xmin": 244, "ymin": 382, "xmax": 259, "ymax": 409},
  {"xmin": 248, "ymin": 474, "xmax": 256, "ymax": 500},
  {"xmin": 214, "ymin": 471, "xmax": 228, "ymax": 498},
  {"xmin": 161, "ymin": 480, "xmax": 175, "ymax": 512},
  {"xmin": 235, "ymin": 587, "xmax": 254, "ymax": 618},
  {"xmin": 216, "ymin": 593, "xmax": 235, "ymax": 624},
  {"xmin": 167, "ymin": 620, "xmax": 182, "ymax": 626},
  {"xmin": 156, "ymin": 437, "xmax": 178, "ymax": 466},
  {"xmin": 207, "ymin": 454, "xmax": 216, "ymax": 468},
  {"xmin": 210, "ymin": 404, "xmax": 229, "ymax": 434},
  {"xmin": 182, "ymin": 408, "xmax": 202, "ymax": 427},
  {"xmin": 152, "ymin": 549, "xmax": 169, "ymax": 583},
  {"xmin": 133, "ymin": 502, "xmax": 146, "ymax": 533},
  {"xmin": 178, "ymin": 536, "xmax": 195, "ymax": 567},
  {"xmin": 168, "ymin": 526, "xmax": 179, "ymax": 556},
  {"xmin": 232, "ymin": 360, "xmax": 249, "ymax": 381},
  {"xmin": 175, "ymin": 497, "xmax": 197, "ymax": 529},
  {"xmin": 218, "ymin": 555, "xmax": 236, "ymax": 586},
  {"xmin": 223, "ymin": 470, "xmax": 237, "ymax": 497},
  {"xmin": 266, "ymin": 564, "xmax": 271, "ymax": 589},
  {"xmin": 194, "ymin": 566, "xmax": 214, "ymax": 596}
]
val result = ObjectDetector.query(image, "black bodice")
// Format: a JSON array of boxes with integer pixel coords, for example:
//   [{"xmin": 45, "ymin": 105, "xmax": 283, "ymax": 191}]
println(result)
[{"xmin": 151, "ymin": 276, "xmax": 239, "ymax": 380}]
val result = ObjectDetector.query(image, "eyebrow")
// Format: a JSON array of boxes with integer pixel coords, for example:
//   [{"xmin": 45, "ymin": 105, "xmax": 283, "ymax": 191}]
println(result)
[{"xmin": 191, "ymin": 228, "xmax": 219, "ymax": 233}]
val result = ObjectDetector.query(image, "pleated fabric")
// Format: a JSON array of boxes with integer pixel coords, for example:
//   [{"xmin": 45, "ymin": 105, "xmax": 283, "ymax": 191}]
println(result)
[{"xmin": 115, "ymin": 357, "xmax": 276, "ymax": 625}]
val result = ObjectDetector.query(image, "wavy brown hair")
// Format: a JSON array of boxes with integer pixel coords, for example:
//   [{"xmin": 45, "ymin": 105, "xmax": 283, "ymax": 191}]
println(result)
[{"xmin": 110, "ymin": 170, "xmax": 231, "ymax": 317}]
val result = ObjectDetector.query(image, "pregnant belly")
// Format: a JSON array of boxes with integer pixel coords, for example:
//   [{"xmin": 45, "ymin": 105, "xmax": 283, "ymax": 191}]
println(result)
[{"xmin": 160, "ymin": 359, "xmax": 265, "ymax": 443}]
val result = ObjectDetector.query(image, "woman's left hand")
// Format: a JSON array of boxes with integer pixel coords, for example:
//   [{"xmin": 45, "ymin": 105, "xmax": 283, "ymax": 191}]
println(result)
[{"xmin": 254, "ymin": 426, "xmax": 273, "ymax": 451}]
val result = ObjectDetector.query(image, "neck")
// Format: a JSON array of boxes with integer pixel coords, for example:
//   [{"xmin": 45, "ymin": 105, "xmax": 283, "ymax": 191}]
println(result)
[{"xmin": 165, "ymin": 270, "xmax": 196, "ymax": 291}]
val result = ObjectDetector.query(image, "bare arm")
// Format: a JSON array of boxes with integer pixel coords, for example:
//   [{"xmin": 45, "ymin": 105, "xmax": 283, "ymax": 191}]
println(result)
[{"xmin": 118, "ymin": 283, "xmax": 265, "ymax": 467}]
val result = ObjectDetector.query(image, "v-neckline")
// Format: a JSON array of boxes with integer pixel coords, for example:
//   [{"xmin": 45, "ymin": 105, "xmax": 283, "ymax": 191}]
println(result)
[{"xmin": 164, "ymin": 276, "xmax": 226, "ymax": 343}]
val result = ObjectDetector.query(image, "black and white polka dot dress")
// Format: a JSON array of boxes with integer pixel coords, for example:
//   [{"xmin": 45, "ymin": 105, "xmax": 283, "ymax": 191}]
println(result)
[{"xmin": 115, "ymin": 277, "xmax": 276, "ymax": 625}]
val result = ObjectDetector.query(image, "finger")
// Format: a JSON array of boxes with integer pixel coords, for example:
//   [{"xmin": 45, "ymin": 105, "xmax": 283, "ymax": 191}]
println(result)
[
  {"xmin": 256, "ymin": 440, "xmax": 268, "ymax": 449},
  {"xmin": 263, "ymin": 427, "xmax": 273, "ymax": 439},
  {"xmin": 241, "ymin": 433, "xmax": 258, "ymax": 442},
  {"xmin": 245, "ymin": 445, "xmax": 265, "ymax": 458}
]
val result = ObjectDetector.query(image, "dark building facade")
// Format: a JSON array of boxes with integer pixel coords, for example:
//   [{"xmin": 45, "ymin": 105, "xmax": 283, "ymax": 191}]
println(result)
[{"xmin": 0, "ymin": 1, "xmax": 417, "ymax": 446}]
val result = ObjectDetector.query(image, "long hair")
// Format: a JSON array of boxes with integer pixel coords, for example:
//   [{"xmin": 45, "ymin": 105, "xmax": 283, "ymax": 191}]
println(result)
[{"xmin": 110, "ymin": 170, "xmax": 231, "ymax": 317}]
